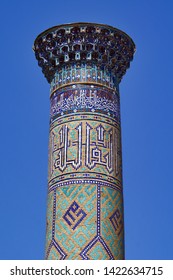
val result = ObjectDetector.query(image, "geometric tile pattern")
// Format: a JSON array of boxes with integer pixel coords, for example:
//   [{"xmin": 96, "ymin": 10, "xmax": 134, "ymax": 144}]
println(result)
[
  {"xmin": 46, "ymin": 182, "xmax": 124, "ymax": 259},
  {"xmin": 45, "ymin": 82, "xmax": 125, "ymax": 259},
  {"xmin": 48, "ymin": 116, "xmax": 122, "ymax": 185},
  {"xmin": 63, "ymin": 201, "xmax": 87, "ymax": 230},
  {"xmin": 50, "ymin": 64, "xmax": 119, "ymax": 92},
  {"xmin": 45, "ymin": 84, "xmax": 125, "ymax": 259}
]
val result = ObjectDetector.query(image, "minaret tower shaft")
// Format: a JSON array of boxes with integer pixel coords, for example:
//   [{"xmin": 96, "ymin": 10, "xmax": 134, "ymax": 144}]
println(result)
[{"xmin": 33, "ymin": 22, "xmax": 135, "ymax": 260}]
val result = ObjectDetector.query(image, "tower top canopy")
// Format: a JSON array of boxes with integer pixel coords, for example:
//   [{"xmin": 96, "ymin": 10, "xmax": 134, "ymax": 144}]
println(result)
[{"xmin": 33, "ymin": 22, "xmax": 135, "ymax": 83}]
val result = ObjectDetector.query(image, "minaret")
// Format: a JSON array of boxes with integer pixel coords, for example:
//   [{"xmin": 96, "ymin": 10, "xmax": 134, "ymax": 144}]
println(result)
[{"xmin": 33, "ymin": 22, "xmax": 135, "ymax": 260}]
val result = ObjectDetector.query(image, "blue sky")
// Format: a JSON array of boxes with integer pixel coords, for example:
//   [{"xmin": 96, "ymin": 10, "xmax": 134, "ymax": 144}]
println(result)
[{"xmin": 0, "ymin": 0, "xmax": 173, "ymax": 259}]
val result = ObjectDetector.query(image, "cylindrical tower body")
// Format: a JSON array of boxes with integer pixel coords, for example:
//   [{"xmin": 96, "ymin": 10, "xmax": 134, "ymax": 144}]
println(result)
[{"xmin": 33, "ymin": 23, "xmax": 135, "ymax": 260}]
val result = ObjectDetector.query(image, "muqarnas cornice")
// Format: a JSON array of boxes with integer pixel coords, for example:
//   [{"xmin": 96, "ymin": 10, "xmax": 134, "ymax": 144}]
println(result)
[{"xmin": 33, "ymin": 22, "xmax": 135, "ymax": 84}]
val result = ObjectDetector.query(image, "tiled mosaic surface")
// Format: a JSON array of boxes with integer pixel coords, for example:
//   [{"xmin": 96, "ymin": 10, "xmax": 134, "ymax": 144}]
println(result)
[
  {"xmin": 50, "ymin": 84, "xmax": 120, "ymax": 122},
  {"xmin": 46, "ymin": 183, "xmax": 124, "ymax": 259},
  {"xmin": 50, "ymin": 64, "xmax": 118, "ymax": 92},
  {"xmin": 45, "ymin": 83, "xmax": 124, "ymax": 259},
  {"xmin": 49, "ymin": 117, "xmax": 122, "ymax": 182}
]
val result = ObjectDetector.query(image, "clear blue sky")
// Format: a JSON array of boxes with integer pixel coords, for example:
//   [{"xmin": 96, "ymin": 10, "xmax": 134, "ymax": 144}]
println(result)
[{"xmin": 0, "ymin": 0, "xmax": 173, "ymax": 260}]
